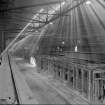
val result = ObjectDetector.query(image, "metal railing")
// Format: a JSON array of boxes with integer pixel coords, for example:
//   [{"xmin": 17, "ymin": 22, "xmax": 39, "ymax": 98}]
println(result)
[{"xmin": 7, "ymin": 52, "xmax": 21, "ymax": 104}]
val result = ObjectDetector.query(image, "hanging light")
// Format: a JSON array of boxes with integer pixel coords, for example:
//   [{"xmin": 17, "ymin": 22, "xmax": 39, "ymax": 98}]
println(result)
[
  {"xmin": 61, "ymin": 1, "xmax": 66, "ymax": 6},
  {"xmin": 35, "ymin": 30, "xmax": 38, "ymax": 32},
  {"xmin": 62, "ymin": 41, "xmax": 65, "ymax": 45},
  {"xmin": 86, "ymin": 0, "xmax": 91, "ymax": 5},
  {"xmin": 49, "ymin": 22, "xmax": 53, "ymax": 25}
]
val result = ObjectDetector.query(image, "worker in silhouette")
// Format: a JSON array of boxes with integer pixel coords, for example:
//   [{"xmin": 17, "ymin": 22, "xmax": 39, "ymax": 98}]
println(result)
[
  {"xmin": 103, "ymin": 84, "xmax": 105, "ymax": 99},
  {"xmin": 103, "ymin": 84, "xmax": 105, "ymax": 103},
  {"xmin": 0, "ymin": 57, "xmax": 2, "ymax": 65},
  {"xmin": 99, "ymin": 83, "xmax": 105, "ymax": 103}
]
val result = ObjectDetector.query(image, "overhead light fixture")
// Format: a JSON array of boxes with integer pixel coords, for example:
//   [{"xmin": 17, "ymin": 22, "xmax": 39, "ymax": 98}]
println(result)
[
  {"xmin": 61, "ymin": 1, "xmax": 66, "ymax": 6},
  {"xmin": 62, "ymin": 41, "xmax": 65, "ymax": 45},
  {"xmin": 35, "ymin": 30, "xmax": 38, "ymax": 32},
  {"xmin": 49, "ymin": 22, "xmax": 53, "ymax": 25},
  {"xmin": 86, "ymin": 0, "xmax": 91, "ymax": 5}
]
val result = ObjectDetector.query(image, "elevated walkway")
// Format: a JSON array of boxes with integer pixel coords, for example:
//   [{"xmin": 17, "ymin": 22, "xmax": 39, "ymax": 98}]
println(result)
[
  {"xmin": 0, "ymin": 55, "xmax": 93, "ymax": 104},
  {"xmin": 16, "ymin": 58, "xmax": 91, "ymax": 105}
]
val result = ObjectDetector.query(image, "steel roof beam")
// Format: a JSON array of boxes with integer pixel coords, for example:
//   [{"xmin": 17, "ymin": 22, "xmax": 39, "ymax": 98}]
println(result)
[{"xmin": 0, "ymin": 1, "xmax": 60, "ymax": 12}]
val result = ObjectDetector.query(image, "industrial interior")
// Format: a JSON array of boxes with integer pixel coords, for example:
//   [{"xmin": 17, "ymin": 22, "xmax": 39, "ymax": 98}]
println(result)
[{"xmin": 0, "ymin": 0, "xmax": 105, "ymax": 104}]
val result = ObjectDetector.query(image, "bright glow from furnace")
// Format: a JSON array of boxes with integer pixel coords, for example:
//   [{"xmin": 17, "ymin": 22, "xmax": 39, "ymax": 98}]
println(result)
[
  {"xmin": 30, "ymin": 57, "xmax": 36, "ymax": 67},
  {"xmin": 75, "ymin": 45, "xmax": 78, "ymax": 52},
  {"xmin": 86, "ymin": 0, "xmax": 91, "ymax": 5}
]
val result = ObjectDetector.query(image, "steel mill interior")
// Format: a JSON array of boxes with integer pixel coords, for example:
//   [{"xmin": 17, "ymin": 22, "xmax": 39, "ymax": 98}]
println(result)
[{"xmin": 0, "ymin": 0, "xmax": 105, "ymax": 104}]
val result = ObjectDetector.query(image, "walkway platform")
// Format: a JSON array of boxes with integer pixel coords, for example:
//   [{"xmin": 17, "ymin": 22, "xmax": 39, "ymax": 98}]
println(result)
[
  {"xmin": 0, "ymin": 56, "xmax": 91, "ymax": 104},
  {"xmin": 16, "ymin": 59, "xmax": 91, "ymax": 105}
]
